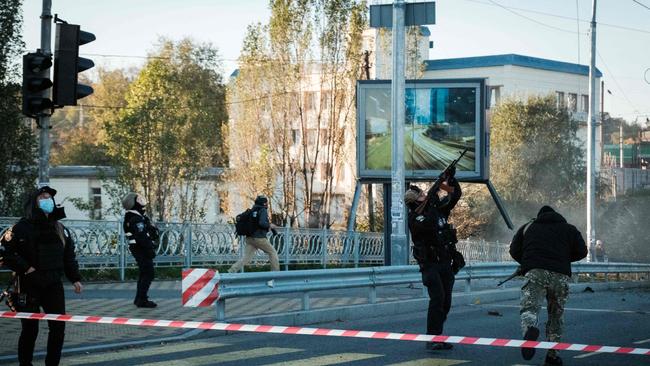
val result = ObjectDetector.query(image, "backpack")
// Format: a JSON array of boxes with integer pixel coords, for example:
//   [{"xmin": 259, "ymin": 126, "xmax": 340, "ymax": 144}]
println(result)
[{"xmin": 235, "ymin": 208, "xmax": 259, "ymax": 236}]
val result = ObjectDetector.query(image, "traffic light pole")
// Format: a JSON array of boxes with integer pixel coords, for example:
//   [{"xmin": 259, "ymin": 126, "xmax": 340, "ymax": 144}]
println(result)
[{"xmin": 38, "ymin": 0, "xmax": 53, "ymax": 186}]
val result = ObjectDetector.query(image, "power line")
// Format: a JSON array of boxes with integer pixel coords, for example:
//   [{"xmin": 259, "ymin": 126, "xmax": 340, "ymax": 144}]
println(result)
[
  {"xmin": 597, "ymin": 51, "xmax": 639, "ymax": 113},
  {"xmin": 485, "ymin": 0, "xmax": 583, "ymax": 34},
  {"xmin": 632, "ymin": 0, "xmax": 650, "ymax": 11},
  {"xmin": 463, "ymin": 0, "xmax": 650, "ymax": 35}
]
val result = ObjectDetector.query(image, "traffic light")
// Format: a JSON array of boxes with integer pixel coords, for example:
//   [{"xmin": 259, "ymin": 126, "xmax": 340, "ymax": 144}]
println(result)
[
  {"xmin": 53, "ymin": 23, "xmax": 95, "ymax": 106},
  {"xmin": 22, "ymin": 52, "xmax": 53, "ymax": 118}
]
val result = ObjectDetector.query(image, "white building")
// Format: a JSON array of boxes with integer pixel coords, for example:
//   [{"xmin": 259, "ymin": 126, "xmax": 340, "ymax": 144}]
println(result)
[
  {"xmin": 48, "ymin": 166, "xmax": 226, "ymax": 223},
  {"xmin": 422, "ymin": 53, "xmax": 603, "ymax": 167}
]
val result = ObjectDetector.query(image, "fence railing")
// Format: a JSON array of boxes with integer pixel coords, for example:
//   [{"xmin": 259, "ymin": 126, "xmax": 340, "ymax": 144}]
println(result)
[
  {"xmin": 0, "ymin": 217, "xmax": 511, "ymax": 278},
  {"xmin": 214, "ymin": 262, "xmax": 650, "ymax": 320}
]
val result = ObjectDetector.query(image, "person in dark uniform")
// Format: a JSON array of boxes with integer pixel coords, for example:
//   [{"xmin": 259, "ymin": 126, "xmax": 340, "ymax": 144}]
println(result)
[
  {"xmin": 1, "ymin": 186, "xmax": 82, "ymax": 366},
  {"xmin": 404, "ymin": 169, "xmax": 463, "ymax": 351},
  {"xmin": 510, "ymin": 206, "xmax": 587, "ymax": 365},
  {"xmin": 122, "ymin": 192, "xmax": 159, "ymax": 308}
]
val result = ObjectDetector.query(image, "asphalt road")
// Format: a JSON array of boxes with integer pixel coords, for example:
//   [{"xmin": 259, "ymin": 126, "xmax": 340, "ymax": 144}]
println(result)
[{"xmin": 17, "ymin": 286, "xmax": 648, "ymax": 366}]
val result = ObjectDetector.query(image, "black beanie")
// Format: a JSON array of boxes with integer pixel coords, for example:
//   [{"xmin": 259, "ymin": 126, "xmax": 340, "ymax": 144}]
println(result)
[
  {"xmin": 538, "ymin": 205, "xmax": 555, "ymax": 216},
  {"xmin": 254, "ymin": 195, "xmax": 268, "ymax": 205}
]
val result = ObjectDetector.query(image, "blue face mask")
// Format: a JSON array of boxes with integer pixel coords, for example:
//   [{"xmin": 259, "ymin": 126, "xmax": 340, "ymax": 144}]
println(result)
[{"xmin": 38, "ymin": 198, "xmax": 55, "ymax": 214}]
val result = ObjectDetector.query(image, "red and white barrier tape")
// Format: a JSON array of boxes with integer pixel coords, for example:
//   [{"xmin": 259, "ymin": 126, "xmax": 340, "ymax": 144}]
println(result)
[{"xmin": 1, "ymin": 311, "xmax": 648, "ymax": 356}]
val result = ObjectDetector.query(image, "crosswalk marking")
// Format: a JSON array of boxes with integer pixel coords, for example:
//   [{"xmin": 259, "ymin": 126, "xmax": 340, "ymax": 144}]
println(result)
[
  {"xmin": 388, "ymin": 358, "xmax": 469, "ymax": 366},
  {"xmin": 66, "ymin": 341, "xmax": 227, "ymax": 365},
  {"xmin": 139, "ymin": 347, "xmax": 302, "ymax": 366},
  {"xmin": 264, "ymin": 352, "xmax": 381, "ymax": 366}
]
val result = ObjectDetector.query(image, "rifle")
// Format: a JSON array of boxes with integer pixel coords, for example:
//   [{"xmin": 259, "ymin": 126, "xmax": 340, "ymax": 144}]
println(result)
[
  {"xmin": 497, "ymin": 266, "xmax": 523, "ymax": 287},
  {"xmin": 415, "ymin": 148, "xmax": 468, "ymax": 214}
]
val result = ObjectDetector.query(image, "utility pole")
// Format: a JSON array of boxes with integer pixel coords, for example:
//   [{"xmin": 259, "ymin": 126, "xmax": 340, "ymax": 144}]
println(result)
[
  {"xmin": 586, "ymin": 0, "xmax": 597, "ymax": 261},
  {"xmin": 38, "ymin": 0, "xmax": 53, "ymax": 186},
  {"xmin": 389, "ymin": 0, "xmax": 407, "ymax": 266},
  {"xmin": 620, "ymin": 119, "xmax": 624, "ymax": 168}
]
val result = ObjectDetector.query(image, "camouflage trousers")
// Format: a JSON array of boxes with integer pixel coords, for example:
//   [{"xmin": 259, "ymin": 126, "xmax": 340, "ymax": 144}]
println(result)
[{"xmin": 520, "ymin": 269, "xmax": 570, "ymax": 357}]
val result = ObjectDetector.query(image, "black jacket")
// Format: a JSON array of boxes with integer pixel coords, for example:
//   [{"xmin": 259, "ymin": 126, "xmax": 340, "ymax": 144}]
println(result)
[
  {"xmin": 250, "ymin": 205, "xmax": 270, "ymax": 238},
  {"xmin": 509, "ymin": 209, "xmax": 587, "ymax": 276},
  {"xmin": 123, "ymin": 211, "xmax": 158, "ymax": 259},
  {"xmin": 0, "ymin": 188, "xmax": 81, "ymax": 284},
  {"xmin": 407, "ymin": 178, "xmax": 462, "ymax": 264}
]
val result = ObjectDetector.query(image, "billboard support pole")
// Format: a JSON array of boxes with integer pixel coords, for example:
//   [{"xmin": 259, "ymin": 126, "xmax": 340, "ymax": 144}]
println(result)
[
  {"xmin": 485, "ymin": 180, "xmax": 514, "ymax": 230},
  {"xmin": 389, "ymin": 0, "xmax": 407, "ymax": 266}
]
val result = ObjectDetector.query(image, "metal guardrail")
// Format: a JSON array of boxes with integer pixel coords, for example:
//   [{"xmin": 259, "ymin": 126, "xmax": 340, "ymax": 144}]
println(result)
[
  {"xmin": 0, "ymin": 217, "xmax": 511, "ymax": 277},
  {"xmin": 214, "ymin": 262, "xmax": 650, "ymax": 320}
]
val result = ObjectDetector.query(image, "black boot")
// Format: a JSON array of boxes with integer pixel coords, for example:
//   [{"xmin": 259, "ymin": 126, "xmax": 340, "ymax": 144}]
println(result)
[
  {"xmin": 545, "ymin": 353, "xmax": 563, "ymax": 365},
  {"xmin": 425, "ymin": 342, "xmax": 453, "ymax": 350},
  {"xmin": 135, "ymin": 300, "xmax": 157, "ymax": 308},
  {"xmin": 521, "ymin": 326, "xmax": 539, "ymax": 360}
]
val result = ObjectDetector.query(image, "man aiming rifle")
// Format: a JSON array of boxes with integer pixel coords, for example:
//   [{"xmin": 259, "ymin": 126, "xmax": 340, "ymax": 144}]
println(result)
[{"xmin": 404, "ymin": 149, "xmax": 467, "ymax": 351}]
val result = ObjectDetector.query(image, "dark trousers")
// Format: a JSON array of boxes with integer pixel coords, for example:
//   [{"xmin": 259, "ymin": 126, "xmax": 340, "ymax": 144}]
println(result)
[
  {"xmin": 18, "ymin": 280, "xmax": 66, "ymax": 366},
  {"xmin": 131, "ymin": 249, "xmax": 154, "ymax": 303},
  {"xmin": 421, "ymin": 262, "xmax": 455, "ymax": 335}
]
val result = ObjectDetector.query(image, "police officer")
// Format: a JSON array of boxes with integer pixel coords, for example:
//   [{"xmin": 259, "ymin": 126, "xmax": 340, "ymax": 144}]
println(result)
[
  {"xmin": 509, "ymin": 206, "xmax": 587, "ymax": 365},
  {"xmin": 404, "ymin": 170, "xmax": 463, "ymax": 351},
  {"xmin": 1, "ymin": 186, "xmax": 82, "ymax": 366},
  {"xmin": 122, "ymin": 193, "xmax": 159, "ymax": 308}
]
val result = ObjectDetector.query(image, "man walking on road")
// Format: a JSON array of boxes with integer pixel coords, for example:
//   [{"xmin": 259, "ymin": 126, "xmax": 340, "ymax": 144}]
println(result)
[
  {"xmin": 509, "ymin": 206, "xmax": 587, "ymax": 365},
  {"xmin": 228, "ymin": 195, "xmax": 279, "ymax": 273}
]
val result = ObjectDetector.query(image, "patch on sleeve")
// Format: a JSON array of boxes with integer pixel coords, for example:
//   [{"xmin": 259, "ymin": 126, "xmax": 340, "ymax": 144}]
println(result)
[
  {"xmin": 1, "ymin": 228, "xmax": 13, "ymax": 242},
  {"xmin": 136, "ymin": 222, "xmax": 146, "ymax": 232}
]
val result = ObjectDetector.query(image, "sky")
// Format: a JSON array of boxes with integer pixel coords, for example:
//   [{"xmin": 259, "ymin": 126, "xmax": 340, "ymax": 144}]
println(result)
[{"xmin": 21, "ymin": 0, "xmax": 650, "ymax": 122}]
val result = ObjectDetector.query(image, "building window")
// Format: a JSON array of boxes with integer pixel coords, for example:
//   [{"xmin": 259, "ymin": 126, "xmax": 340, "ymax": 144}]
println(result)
[
  {"xmin": 292, "ymin": 129, "xmax": 299, "ymax": 145},
  {"xmin": 319, "ymin": 128, "xmax": 329, "ymax": 142},
  {"xmin": 322, "ymin": 91, "xmax": 332, "ymax": 110},
  {"xmin": 556, "ymin": 91, "xmax": 565, "ymax": 109},
  {"xmin": 320, "ymin": 163, "xmax": 331, "ymax": 180},
  {"xmin": 581, "ymin": 94, "xmax": 589, "ymax": 112},
  {"xmin": 304, "ymin": 92, "xmax": 316, "ymax": 111},
  {"xmin": 568, "ymin": 93, "xmax": 577, "ymax": 112},
  {"xmin": 307, "ymin": 129, "xmax": 317, "ymax": 145},
  {"xmin": 91, "ymin": 187, "xmax": 102, "ymax": 220}
]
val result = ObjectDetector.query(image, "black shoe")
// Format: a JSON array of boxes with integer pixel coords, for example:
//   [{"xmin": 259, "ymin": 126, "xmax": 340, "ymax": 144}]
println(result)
[
  {"xmin": 425, "ymin": 342, "xmax": 453, "ymax": 350},
  {"xmin": 545, "ymin": 354, "xmax": 563, "ymax": 365},
  {"xmin": 135, "ymin": 300, "xmax": 157, "ymax": 308},
  {"xmin": 521, "ymin": 326, "xmax": 539, "ymax": 360}
]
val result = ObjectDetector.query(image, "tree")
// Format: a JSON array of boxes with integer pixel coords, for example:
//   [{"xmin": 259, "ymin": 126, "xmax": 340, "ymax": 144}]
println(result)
[
  {"xmin": 228, "ymin": 0, "xmax": 367, "ymax": 228},
  {"xmin": 51, "ymin": 68, "xmax": 133, "ymax": 166},
  {"xmin": 104, "ymin": 38, "xmax": 228, "ymax": 222},
  {"xmin": 0, "ymin": 0, "xmax": 37, "ymax": 216},
  {"xmin": 461, "ymin": 96, "xmax": 586, "ymax": 239}
]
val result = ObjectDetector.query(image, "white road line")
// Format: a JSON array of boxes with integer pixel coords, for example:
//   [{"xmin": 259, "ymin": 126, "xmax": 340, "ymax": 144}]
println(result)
[
  {"xmin": 265, "ymin": 352, "xmax": 381, "ymax": 366},
  {"xmin": 66, "ymin": 341, "xmax": 227, "ymax": 365},
  {"xmin": 634, "ymin": 338, "xmax": 650, "ymax": 344},
  {"xmin": 140, "ymin": 346, "xmax": 302, "ymax": 366},
  {"xmin": 574, "ymin": 352, "xmax": 601, "ymax": 359},
  {"xmin": 389, "ymin": 358, "xmax": 469, "ymax": 366},
  {"xmin": 485, "ymin": 304, "xmax": 645, "ymax": 314}
]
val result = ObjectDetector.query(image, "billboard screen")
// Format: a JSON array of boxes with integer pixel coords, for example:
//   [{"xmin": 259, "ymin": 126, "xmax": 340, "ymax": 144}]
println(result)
[{"xmin": 357, "ymin": 79, "xmax": 487, "ymax": 181}]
